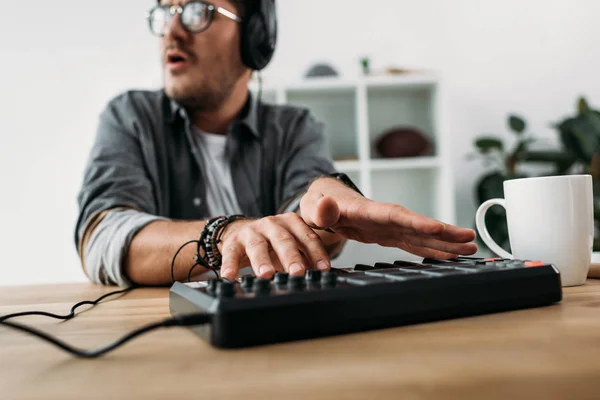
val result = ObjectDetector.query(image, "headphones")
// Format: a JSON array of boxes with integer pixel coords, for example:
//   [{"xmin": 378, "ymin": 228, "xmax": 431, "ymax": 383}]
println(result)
[{"xmin": 240, "ymin": 0, "xmax": 277, "ymax": 71}]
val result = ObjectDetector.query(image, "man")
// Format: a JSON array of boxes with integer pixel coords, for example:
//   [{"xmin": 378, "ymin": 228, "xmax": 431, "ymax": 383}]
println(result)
[{"xmin": 75, "ymin": 0, "xmax": 477, "ymax": 287}]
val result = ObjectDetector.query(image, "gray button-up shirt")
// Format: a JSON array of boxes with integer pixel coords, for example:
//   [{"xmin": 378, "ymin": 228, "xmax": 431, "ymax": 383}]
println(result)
[{"xmin": 75, "ymin": 89, "xmax": 337, "ymax": 285}]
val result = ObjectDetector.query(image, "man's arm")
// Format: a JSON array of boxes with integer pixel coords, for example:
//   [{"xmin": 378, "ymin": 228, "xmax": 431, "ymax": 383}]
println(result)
[
  {"xmin": 76, "ymin": 95, "xmax": 215, "ymax": 287},
  {"xmin": 124, "ymin": 219, "xmax": 208, "ymax": 286},
  {"xmin": 300, "ymin": 176, "xmax": 479, "ymax": 259},
  {"xmin": 78, "ymin": 97, "xmax": 337, "ymax": 286}
]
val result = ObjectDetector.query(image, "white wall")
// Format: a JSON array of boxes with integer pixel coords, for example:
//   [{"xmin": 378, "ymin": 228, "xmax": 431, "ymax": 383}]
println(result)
[{"xmin": 1, "ymin": 0, "xmax": 599, "ymax": 285}]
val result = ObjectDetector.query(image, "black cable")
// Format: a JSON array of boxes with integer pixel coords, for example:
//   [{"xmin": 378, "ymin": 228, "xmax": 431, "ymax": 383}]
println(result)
[
  {"xmin": 0, "ymin": 287, "xmax": 135, "ymax": 323},
  {"xmin": 257, "ymin": 70, "xmax": 263, "ymax": 104},
  {"xmin": 171, "ymin": 239, "xmax": 199, "ymax": 283},
  {"xmin": 187, "ymin": 262, "xmax": 201, "ymax": 282},
  {"xmin": 0, "ymin": 313, "xmax": 211, "ymax": 358}
]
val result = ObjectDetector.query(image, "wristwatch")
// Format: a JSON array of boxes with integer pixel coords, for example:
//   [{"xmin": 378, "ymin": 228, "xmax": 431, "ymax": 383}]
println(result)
[{"xmin": 327, "ymin": 172, "xmax": 364, "ymax": 197}]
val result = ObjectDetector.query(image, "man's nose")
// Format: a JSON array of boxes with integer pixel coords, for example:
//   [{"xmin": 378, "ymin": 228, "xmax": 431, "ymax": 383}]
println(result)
[{"xmin": 165, "ymin": 12, "xmax": 189, "ymax": 41}]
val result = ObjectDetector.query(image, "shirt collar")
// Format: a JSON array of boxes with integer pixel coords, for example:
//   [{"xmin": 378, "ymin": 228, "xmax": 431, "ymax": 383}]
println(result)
[{"xmin": 166, "ymin": 91, "xmax": 261, "ymax": 138}]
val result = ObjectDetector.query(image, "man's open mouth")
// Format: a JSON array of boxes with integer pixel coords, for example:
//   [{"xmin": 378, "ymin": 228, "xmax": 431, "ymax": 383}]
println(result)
[{"xmin": 166, "ymin": 50, "xmax": 190, "ymax": 66}]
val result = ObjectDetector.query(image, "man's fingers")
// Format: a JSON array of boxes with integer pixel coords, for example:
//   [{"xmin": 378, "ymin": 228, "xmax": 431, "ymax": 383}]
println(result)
[
  {"xmin": 405, "ymin": 246, "xmax": 459, "ymax": 260},
  {"xmin": 353, "ymin": 201, "xmax": 476, "ymax": 242},
  {"xmin": 406, "ymin": 235, "xmax": 478, "ymax": 256},
  {"xmin": 282, "ymin": 213, "xmax": 331, "ymax": 271},
  {"xmin": 434, "ymin": 224, "xmax": 477, "ymax": 243},
  {"xmin": 220, "ymin": 241, "xmax": 245, "ymax": 280},
  {"xmin": 301, "ymin": 189, "xmax": 341, "ymax": 229},
  {"xmin": 300, "ymin": 189, "xmax": 320, "ymax": 228},
  {"xmin": 314, "ymin": 196, "xmax": 340, "ymax": 229},
  {"xmin": 259, "ymin": 217, "xmax": 307, "ymax": 276},
  {"xmin": 240, "ymin": 230, "xmax": 276, "ymax": 279}
]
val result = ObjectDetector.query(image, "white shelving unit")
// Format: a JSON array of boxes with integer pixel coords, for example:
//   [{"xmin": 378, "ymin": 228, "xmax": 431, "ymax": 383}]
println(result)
[{"xmin": 251, "ymin": 72, "xmax": 456, "ymax": 266}]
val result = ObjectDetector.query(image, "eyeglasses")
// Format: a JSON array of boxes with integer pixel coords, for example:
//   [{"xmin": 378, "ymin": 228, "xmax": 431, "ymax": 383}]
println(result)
[{"xmin": 146, "ymin": 1, "xmax": 241, "ymax": 37}]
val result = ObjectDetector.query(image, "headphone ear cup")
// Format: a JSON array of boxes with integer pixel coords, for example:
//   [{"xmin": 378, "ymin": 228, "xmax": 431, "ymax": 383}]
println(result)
[{"xmin": 240, "ymin": 0, "xmax": 277, "ymax": 71}]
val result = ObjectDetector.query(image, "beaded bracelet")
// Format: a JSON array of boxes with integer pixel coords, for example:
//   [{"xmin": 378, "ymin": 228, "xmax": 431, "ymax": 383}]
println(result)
[{"xmin": 198, "ymin": 215, "xmax": 247, "ymax": 270}]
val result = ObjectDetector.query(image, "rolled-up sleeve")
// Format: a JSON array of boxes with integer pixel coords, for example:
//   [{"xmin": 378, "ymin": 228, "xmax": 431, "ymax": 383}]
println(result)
[
  {"xmin": 276, "ymin": 109, "xmax": 338, "ymax": 212},
  {"xmin": 75, "ymin": 95, "xmax": 159, "ymax": 285},
  {"xmin": 83, "ymin": 209, "xmax": 167, "ymax": 286}
]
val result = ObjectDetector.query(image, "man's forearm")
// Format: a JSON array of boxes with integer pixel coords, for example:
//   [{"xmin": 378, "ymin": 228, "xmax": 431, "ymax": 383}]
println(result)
[{"xmin": 125, "ymin": 219, "xmax": 209, "ymax": 286}]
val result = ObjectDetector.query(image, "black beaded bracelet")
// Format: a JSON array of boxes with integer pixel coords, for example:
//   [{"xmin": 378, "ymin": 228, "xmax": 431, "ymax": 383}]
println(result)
[{"xmin": 198, "ymin": 215, "xmax": 247, "ymax": 270}]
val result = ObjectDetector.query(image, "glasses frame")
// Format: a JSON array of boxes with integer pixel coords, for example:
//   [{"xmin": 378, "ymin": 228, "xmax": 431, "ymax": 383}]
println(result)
[{"xmin": 146, "ymin": 1, "xmax": 241, "ymax": 37}]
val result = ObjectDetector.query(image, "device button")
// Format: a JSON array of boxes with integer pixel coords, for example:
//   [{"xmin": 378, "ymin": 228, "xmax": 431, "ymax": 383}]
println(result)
[
  {"xmin": 241, "ymin": 275, "xmax": 255, "ymax": 290},
  {"xmin": 354, "ymin": 264, "xmax": 375, "ymax": 271},
  {"xmin": 375, "ymin": 262, "xmax": 401, "ymax": 269},
  {"xmin": 288, "ymin": 275, "xmax": 305, "ymax": 290},
  {"xmin": 217, "ymin": 280, "xmax": 235, "ymax": 297},
  {"xmin": 525, "ymin": 261, "xmax": 545, "ymax": 267},
  {"xmin": 343, "ymin": 275, "xmax": 389, "ymax": 286},
  {"xmin": 305, "ymin": 270, "xmax": 321, "ymax": 283},
  {"xmin": 253, "ymin": 278, "xmax": 271, "ymax": 294},
  {"xmin": 207, "ymin": 279, "xmax": 221, "ymax": 293},
  {"xmin": 274, "ymin": 272, "xmax": 289, "ymax": 285},
  {"xmin": 320, "ymin": 271, "xmax": 337, "ymax": 287}
]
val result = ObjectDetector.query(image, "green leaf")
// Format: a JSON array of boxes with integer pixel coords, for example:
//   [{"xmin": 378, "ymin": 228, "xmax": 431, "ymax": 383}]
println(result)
[
  {"xmin": 557, "ymin": 115, "xmax": 600, "ymax": 164},
  {"xmin": 589, "ymin": 110, "xmax": 600, "ymax": 134},
  {"xmin": 476, "ymin": 172, "xmax": 506, "ymax": 204},
  {"xmin": 508, "ymin": 115, "xmax": 526, "ymax": 134},
  {"xmin": 578, "ymin": 97, "xmax": 591, "ymax": 114},
  {"xmin": 475, "ymin": 137, "xmax": 504, "ymax": 153},
  {"xmin": 512, "ymin": 138, "xmax": 536, "ymax": 159},
  {"xmin": 520, "ymin": 150, "xmax": 577, "ymax": 174}
]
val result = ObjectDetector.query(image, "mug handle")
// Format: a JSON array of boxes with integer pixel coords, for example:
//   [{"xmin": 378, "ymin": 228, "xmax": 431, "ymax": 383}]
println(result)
[{"xmin": 475, "ymin": 199, "xmax": 513, "ymax": 259}]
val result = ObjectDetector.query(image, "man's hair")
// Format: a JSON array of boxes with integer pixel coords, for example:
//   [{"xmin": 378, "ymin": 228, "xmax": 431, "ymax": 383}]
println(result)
[{"xmin": 232, "ymin": 0, "xmax": 247, "ymax": 17}]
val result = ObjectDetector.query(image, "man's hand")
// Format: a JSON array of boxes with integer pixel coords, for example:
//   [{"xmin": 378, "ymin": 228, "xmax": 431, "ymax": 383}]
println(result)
[
  {"xmin": 219, "ymin": 213, "xmax": 330, "ymax": 280},
  {"xmin": 300, "ymin": 177, "xmax": 478, "ymax": 260}
]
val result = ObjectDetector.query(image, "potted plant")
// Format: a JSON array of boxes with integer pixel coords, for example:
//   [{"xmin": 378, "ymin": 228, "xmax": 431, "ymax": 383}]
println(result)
[{"xmin": 471, "ymin": 97, "xmax": 600, "ymax": 252}]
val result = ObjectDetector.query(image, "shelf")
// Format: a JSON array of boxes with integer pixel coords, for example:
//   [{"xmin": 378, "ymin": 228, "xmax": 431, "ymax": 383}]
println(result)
[
  {"xmin": 334, "ymin": 160, "xmax": 361, "ymax": 172},
  {"xmin": 249, "ymin": 72, "xmax": 437, "ymax": 95},
  {"xmin": 287, "ymin": 89, "xmax": 358, "ymax": 161},
  {"xmin": 367, "ymin": 85, "xmax": 436, "ymax": 159},
  {"xmin": 286, "ymin": 78, "xmax": 356, "ymax": 93},
  {"xmin": 369, "ymin": 156, "xmax": 441, "ymax": 170},
  {"xmin": 364, "ymin": 73, "xmax": 438, "ymax": 90}
]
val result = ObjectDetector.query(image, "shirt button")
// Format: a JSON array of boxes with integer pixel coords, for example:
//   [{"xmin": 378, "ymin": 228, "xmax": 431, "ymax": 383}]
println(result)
[{"xmin": 193, "ymin": 197, "xmax": 202, "ymax": 207}]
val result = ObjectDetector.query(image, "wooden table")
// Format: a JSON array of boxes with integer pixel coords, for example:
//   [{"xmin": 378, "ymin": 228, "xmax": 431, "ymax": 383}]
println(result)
[{"xmin": 2, "ymin": 279, "xmax": 600, "ymax": 400}]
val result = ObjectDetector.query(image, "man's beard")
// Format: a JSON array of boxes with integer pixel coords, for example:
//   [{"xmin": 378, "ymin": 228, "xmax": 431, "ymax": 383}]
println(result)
[
  {"xmin": 168, "ymin": 83, "xmax": 224, "ymax": 112},
  {"xmin": 166, "ymin": 67, "xmax": 245, "ymax": 113}
]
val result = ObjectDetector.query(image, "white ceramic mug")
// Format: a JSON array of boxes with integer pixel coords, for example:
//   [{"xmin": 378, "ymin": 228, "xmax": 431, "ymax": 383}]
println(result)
[{"xmin": 475, "ymin": 174, "xmax": 594, "ymax": 287}]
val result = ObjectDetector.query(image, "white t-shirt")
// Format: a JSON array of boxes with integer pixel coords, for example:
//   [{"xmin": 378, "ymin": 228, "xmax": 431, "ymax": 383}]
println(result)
[{"xmin": 193, "ymin": 129, "xmax": 243, "ymax": 216}]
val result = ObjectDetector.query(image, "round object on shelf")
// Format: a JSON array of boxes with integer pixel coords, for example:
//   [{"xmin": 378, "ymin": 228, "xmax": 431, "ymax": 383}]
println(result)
[
  {"xmin": 374, "ymin": 127, "xmax": 432, "ymax": 158},
  {"xmin": 305, "ymin": 63, "xmax": 339, "ymax": 78}
]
